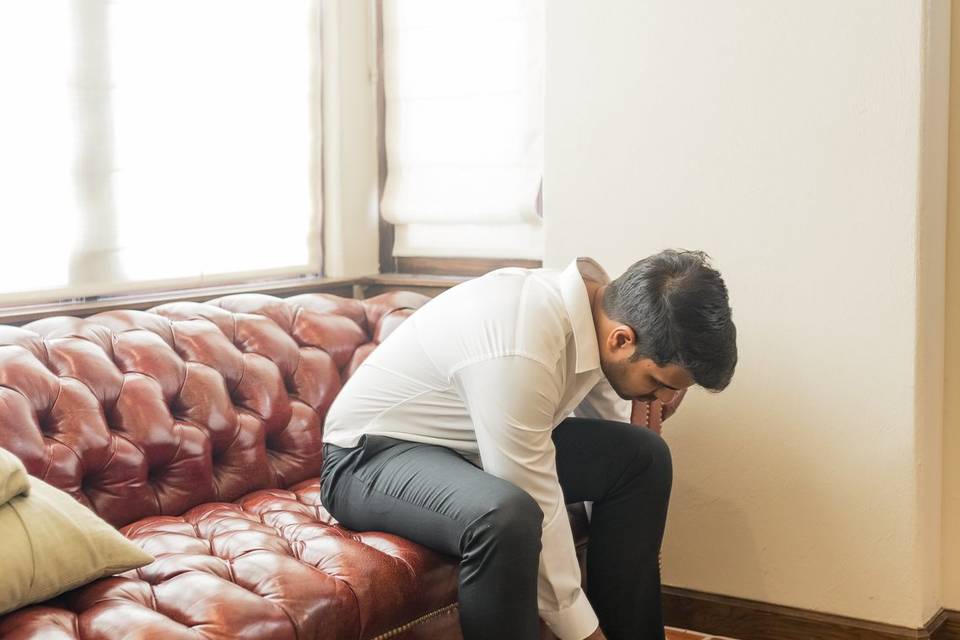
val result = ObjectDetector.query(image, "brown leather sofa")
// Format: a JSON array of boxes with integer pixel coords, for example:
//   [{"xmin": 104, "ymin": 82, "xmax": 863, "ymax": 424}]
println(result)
[{"xmin": 0, "ymin": 292, "xmax": 590, "ymax": 639}]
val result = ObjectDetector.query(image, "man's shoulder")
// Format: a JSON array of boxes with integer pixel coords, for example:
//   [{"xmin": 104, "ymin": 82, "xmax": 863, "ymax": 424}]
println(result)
[
  {"xmin": 422, "ymin": 267, "xmax": 565, "ymax": 323},
  {"xmin": 409, "ymin": 268, "xmax": 571, "ymax": 369}
]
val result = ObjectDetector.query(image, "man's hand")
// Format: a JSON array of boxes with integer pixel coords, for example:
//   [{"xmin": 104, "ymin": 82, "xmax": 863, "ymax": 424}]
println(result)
[
  {"xmin": 583, "ymin": 625, "xmax": 607, "ymax": 640},
  {"xmin": 631, "ymin": 388, "xmax": 687, "ymax": 434},
  {"xmin": 659, "ymin": 387, "xmax": 687, "ymax": 424}
]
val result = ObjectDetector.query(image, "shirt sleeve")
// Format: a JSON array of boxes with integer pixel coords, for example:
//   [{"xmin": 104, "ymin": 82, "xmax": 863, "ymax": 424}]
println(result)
[
  {"xmin": 451, "ymin": 355, "xmax": 600, "ymax": 640},
  {"xmin": 570, "ymin": 375, "xmax": 632, "ymax": 423}
]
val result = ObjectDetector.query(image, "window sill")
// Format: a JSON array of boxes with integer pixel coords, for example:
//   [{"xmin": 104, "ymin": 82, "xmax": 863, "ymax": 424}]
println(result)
[
  {"xmin": 0, "ymin": 276, "xmax": 359, "ymax": 326},
  {"xmin": 354, "ymin": 273, "xmax": 470, "ymax": 299}
]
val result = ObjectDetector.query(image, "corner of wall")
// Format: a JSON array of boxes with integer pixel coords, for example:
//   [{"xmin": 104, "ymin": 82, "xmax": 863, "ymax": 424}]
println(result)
[
  {"xmin": 915, "ymin": 0, "xmax": 951, "ymax": 623},
  {"xmin": 942, "ymin": 0, "xmax": 960, "ymax": 614}
]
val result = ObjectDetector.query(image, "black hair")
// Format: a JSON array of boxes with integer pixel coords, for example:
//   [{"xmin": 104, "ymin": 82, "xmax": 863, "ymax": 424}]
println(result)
[{"xmin": 601, "ymin": 249, "xmax": 737, "ymax": 391}]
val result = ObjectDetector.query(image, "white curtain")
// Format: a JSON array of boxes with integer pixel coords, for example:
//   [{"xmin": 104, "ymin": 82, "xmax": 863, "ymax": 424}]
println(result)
[
  {"xmin": 381, "ymin": 0, "xmax": 544, "ymax": 256},
  {"xmin": 0, "ymin": 0, "xmax": 323, "ymax": 305}
]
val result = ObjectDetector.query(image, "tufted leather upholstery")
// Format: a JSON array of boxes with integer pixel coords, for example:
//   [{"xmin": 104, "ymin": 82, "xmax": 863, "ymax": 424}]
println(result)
[{"xmin": 0, "ymin": 291, "xmax": 589, "ymax": 639}]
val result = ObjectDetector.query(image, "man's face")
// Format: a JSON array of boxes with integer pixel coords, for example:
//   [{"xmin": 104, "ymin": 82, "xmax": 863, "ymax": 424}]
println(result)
[{"xmin": 598, "ymin": 325, "xmax": 695, "ymax": 403}]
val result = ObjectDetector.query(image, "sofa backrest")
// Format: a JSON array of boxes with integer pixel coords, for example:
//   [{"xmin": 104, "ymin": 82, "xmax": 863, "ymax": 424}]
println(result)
[{"xmin": 0, "ymin": 291, "xmax": 429, "ymax": 528}]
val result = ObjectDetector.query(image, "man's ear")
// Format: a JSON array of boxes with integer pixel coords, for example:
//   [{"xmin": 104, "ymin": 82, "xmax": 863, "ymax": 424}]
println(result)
[{"xmin": 609, "ymin": 325, "xmax": 636, "ymax": 354}]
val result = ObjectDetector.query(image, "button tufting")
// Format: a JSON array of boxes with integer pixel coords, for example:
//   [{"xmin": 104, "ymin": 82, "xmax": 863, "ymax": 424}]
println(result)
[{"xmin": 0, "ymin": 292, "xmax": 448, "ymax": 639}]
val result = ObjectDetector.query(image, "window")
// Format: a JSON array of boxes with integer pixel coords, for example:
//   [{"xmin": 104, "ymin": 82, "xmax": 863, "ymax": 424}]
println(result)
[
  {"xmin": 0, "ymin": 0, "xmax": 323, "ymax": 306},
  {"xmin": 380, "ymin": 0, "xmax": 544, "ymax": 260}
]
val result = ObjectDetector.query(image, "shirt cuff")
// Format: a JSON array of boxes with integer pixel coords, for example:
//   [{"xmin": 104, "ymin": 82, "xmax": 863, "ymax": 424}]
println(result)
[{"xmin": 540, "ymin": 588, "xmax": 600, "ymax": 640}]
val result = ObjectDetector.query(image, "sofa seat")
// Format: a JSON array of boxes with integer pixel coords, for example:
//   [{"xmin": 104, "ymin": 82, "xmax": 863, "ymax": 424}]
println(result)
[{"xmin": 0, "ymin": 475, "xmax": 591, "ymax": 639}]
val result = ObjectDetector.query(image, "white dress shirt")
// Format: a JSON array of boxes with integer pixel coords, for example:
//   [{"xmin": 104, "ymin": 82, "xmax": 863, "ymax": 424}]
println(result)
[{"xmin": 323, "ymin": 257, "xmax": 631, "ymax": 640}]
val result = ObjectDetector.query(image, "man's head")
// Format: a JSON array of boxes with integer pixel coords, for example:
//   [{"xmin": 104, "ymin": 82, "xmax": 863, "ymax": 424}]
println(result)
[{"xmin": 594, "ymin": 249, "xmax": 737, "ymax": 402}]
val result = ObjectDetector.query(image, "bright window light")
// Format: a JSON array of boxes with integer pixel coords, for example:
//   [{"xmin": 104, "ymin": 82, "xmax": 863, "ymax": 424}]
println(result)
[{"xmin": 0, "ymin": 0, "xmax": 322, "ymax": 304}]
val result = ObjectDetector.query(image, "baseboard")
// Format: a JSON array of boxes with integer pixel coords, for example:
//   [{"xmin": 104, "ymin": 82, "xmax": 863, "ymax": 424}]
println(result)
[
  {"xmin": 662, "ymin": 586, "xmax": 958, "ymax": 640},
  {"xmin": 932, "ymin": 609, "xmax": 960, "ymax": 640}
]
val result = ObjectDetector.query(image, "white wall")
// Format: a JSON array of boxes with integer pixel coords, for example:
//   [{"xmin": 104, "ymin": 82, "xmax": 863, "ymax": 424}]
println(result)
[
  {"xmin": 321, "ymin": 0, "xmax": 380, "ymax": 278},
  {"xmin": 545, "ymin": 0, "xmax": 950, "ymax": 628}
]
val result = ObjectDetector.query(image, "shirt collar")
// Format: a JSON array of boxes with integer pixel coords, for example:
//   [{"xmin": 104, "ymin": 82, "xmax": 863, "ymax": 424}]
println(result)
[{"xmin": 558, "ymin": 257, "xmax": 611, "ymax": 374}]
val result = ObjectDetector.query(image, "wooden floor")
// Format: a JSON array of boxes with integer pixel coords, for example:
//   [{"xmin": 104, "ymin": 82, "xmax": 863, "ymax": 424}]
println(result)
[{"xmin": 666, "ymin": 627, "xmax": 738, "ymax": 640}]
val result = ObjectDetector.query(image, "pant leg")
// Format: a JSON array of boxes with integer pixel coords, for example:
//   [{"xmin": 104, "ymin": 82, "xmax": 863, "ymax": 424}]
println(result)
[
  {"xmin": 320, "ymin": 434, "xmax": 545, "ymax": 640},
  {"xmin": 551, "ymin": 418, "xmax": 673, "ymax": 640}
]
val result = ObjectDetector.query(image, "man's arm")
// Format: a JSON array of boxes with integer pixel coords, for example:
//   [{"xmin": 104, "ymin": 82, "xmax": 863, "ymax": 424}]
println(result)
[{"xmin": 451, "ymin": 355, "xmax": 600, "ymax": 640}]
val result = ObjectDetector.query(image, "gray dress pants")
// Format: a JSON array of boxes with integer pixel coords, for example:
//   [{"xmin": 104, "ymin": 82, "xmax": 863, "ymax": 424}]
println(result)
[{"xmin": 319, "ymin": 417, "xmax": 672, "ymax": 640}]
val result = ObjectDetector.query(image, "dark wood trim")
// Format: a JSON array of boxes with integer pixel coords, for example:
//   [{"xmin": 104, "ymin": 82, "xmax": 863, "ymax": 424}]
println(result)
[
  {"xmin": 375, "ymin": 0, "xmax": 395, "ymax": 274},
  {"xmin": 395, "ymin": 257, "xmax": 542, "ymax": 277},
  {"xmin": 356, "ymin": 260, "xmax": 541, "ymax": 298},
  {"xmin": 932, "ymin": 610, "xmax": 960, "ymax": 640},
  {"xmin": 663, "ymin": 586, "xmax": 955, "ymax": 640},
  {"xmin": 355, "ymin": 273, "xmax": 469, "ymax": 299},
  {"xmin": 0, "ymin": 276, "xmax": 358, "ymax": 326}
]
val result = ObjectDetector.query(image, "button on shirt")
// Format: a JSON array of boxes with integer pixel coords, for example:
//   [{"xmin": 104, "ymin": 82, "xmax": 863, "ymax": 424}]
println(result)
[{"xmin": 322, "ymin": 257, "xmax": 632, "ymax": 640}]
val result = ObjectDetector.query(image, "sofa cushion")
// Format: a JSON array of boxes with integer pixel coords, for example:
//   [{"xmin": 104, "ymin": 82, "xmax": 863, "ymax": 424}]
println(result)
[
  {"xmin": 0, "ymin": 476, "xmax": 591, "ymax": 639},
  {"xmin": 0, "ymin": 448, "xmax": 153, "ymax": 616},
  {"xmin": 0, "ymin": 478, "xmax": 459, "ymax": 639}
]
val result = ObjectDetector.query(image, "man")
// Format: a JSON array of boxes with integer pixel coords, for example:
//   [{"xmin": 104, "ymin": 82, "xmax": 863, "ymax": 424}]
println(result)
[{"xmin": 319, "ymin": 250, "xmax": 737, "ymax": 640}]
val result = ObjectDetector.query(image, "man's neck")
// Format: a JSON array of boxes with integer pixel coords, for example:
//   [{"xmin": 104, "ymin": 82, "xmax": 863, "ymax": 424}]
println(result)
[{"xmin": 583, "ymin": 278, "xmax": 608, "ymax": 332}]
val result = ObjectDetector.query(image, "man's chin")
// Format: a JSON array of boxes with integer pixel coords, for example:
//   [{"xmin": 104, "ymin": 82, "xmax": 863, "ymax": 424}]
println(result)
[{"xmin": 608, "ymin": 382, "xmax": 641, "ymax": 402}]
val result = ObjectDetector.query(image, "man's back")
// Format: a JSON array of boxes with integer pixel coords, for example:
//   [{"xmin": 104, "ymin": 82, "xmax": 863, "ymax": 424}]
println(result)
[{"xmin": 322, "ymin": 264, "xmax": 585, "ymax": 470}]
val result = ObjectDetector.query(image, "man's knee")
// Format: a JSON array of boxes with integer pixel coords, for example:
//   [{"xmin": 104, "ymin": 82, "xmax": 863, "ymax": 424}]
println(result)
[
  {"xmin": 630, "ymin": 426, "xmax": 673, "ymax": 488},
  {"xmin": 462, "ymin": 487, "xmax": 544, "ymax": 553}
]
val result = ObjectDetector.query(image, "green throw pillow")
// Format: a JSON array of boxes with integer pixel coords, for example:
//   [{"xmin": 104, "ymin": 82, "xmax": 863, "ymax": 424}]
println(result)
[
  {"xmin": 0, "ymin": 446, "xmax": 29, "ymax": 506},
  {"xmin": 0, "ymin": 447, "xmax": 154, "ymax": 616}
]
